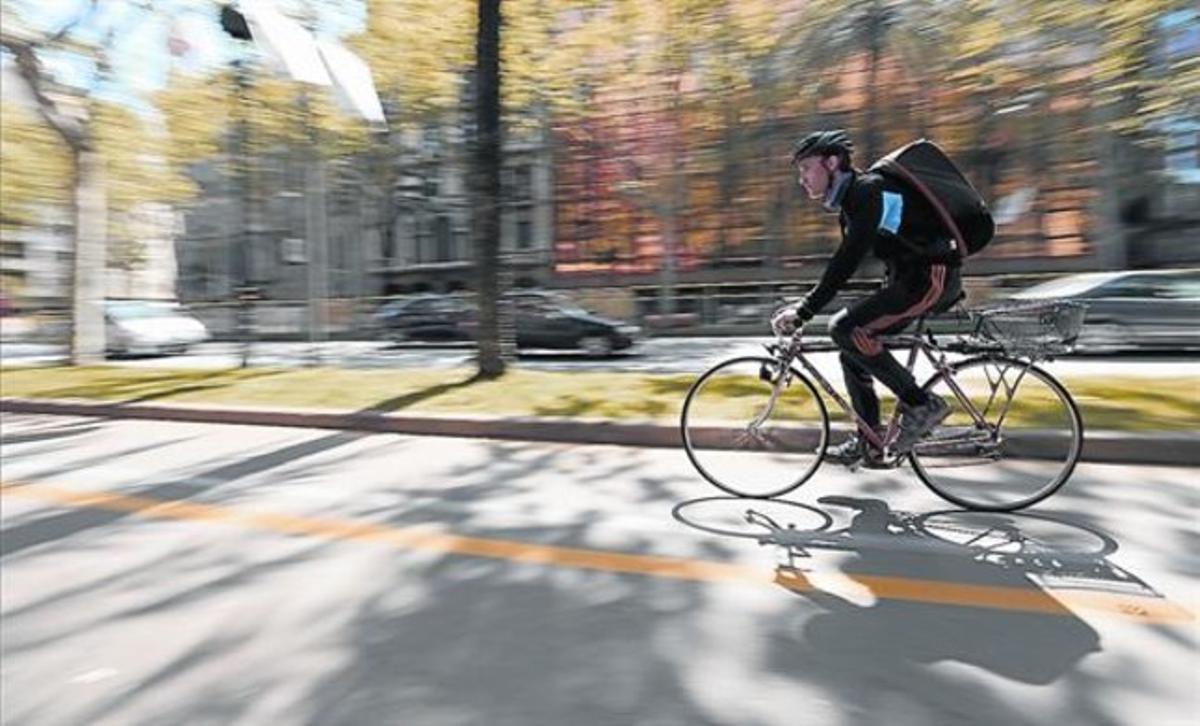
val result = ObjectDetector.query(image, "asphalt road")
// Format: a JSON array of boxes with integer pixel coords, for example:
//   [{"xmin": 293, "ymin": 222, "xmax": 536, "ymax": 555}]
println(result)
[
  {"xmin": 1, "ymin": 413, "xmax": 1195, "ymax": 726},
  {"xmin": 4, "ymin": 338, "xmax": 1200, "ymax": 381}
]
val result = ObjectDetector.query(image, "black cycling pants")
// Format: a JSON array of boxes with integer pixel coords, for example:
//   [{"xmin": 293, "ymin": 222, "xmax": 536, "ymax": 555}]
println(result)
[{"xmin": 828, "ymin": 263, "xmax": 962, "ymax": 433}]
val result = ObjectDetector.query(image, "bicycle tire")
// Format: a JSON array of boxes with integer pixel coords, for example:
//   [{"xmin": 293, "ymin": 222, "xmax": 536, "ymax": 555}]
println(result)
[
  {"xmin": 909, "ymin": 355, "xmax": 1084, "ymax": 511},
  {"xmin": 680, "ymin": 356, "xmax": 829, "ymax": 499}
]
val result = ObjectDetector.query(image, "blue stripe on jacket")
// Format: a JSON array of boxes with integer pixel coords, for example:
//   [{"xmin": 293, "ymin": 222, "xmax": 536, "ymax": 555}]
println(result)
[{"xmin": 879, "ymin": 191, "xmax": 903, "ymax": 234}]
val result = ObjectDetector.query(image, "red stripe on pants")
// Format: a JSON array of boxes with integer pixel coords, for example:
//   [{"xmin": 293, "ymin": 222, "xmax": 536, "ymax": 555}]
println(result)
[
  {"xmin": 852, "ymin": 327, "xmax": 882, "ymax": 356},
  {"xmin": 849, "ymin": 265, "xmax": 946, "ymax": 357}
]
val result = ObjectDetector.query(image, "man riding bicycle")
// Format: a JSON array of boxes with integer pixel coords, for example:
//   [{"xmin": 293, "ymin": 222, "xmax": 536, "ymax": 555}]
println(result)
[{"xmin": 772, "ymin": 130, "xmax": 963, "ymax": 466}]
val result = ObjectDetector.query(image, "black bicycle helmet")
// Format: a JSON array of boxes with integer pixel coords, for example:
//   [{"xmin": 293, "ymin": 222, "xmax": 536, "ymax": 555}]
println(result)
[{"xmin": 790, "ymin": 129, "xmax": 854, "ymax": 163}]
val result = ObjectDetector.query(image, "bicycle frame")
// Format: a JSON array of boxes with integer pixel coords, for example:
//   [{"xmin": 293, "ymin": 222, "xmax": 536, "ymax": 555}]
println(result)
[{"xmin": 768, "ymin": 321, "xmax": 1036, "ymax": 463}]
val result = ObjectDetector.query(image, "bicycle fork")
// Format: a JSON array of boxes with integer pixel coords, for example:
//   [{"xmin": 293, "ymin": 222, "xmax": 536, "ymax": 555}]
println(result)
[{"xmin": 740, "ymin": 360, "xmax": 795, "ymax": 444}]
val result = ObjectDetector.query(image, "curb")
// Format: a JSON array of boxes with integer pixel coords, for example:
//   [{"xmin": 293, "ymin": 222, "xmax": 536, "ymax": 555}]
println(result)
[{"xmin": 2, "ymin": 397, "xmax": 1197, "ymax": 467}]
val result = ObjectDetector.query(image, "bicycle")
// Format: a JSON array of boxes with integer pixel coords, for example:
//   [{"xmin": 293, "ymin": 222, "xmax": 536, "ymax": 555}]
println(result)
[{"xmin": 679, "ymin": 299, "xmax": 1087, "ymax": 511}]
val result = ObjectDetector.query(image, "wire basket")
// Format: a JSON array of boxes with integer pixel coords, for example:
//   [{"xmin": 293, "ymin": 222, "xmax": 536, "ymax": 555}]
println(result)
[{"xmin": 969, "ymin": 300, "xmax": 1088, "ymax": 356}]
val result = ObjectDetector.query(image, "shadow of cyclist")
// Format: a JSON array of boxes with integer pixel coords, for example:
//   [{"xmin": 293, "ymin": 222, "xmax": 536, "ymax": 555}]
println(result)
[{"xmin": 772, "ymin": 497, "xmax": 1102, "ymax": 688}]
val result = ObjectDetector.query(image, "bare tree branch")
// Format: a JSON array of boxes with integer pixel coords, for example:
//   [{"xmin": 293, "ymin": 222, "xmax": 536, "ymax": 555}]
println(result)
[
  {"xmin": 45, "ymin": 0, "xmax": 100, "ymax": 44},
  {"xmin": 0, "ymin": 0, "xmax": 153, "ymax": 150},
  {"xmin": 0, "ymin": 30, "xmax": 88, "ymax": 149}
]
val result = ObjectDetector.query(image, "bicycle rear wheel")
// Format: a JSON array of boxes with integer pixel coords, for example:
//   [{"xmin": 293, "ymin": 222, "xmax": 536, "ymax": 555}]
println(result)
[
  {"xmin": 681, "ymin": 356, "xmax": 828, "ymax": 498},
  {"xmin": 910, "ymin": 356, "xmax": 1083, "ymax": 511}
]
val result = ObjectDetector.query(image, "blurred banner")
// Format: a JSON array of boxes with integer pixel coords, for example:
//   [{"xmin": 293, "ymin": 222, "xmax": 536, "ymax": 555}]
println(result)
[
  {"xmin": 240, "ymin": 0, "xmax": 331, "ymax": 86},
  {"xmin": 316, "ymin": 40, "xmax": 387, "ymax": 128}
]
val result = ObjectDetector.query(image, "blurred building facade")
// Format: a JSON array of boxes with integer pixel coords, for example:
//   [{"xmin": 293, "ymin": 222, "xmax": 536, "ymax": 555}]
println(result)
[
  {"xmin": 173, "ymin": 122, "xmax": 557, "ymax": 309},
  {"xmin": 0, "ymin": 209, "xmax": 72, "ymax": 310}
]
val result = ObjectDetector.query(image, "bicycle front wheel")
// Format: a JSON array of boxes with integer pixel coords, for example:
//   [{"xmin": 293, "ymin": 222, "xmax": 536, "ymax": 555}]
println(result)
[
  {"xmin": 910, "ymin": 356, "xmax": 1083, "ymax": 511},
  {"xmin": 681, "ymin": 356, "xmax": 829, "ymax": 498}
]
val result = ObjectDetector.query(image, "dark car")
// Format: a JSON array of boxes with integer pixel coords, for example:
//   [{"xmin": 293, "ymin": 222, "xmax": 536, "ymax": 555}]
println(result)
[
  {"xmin": 1005, "ymin": 269, "xmax": 1200, "ymax": 352},
  {"xmin": 376, "ymin": 291, "xmax": 641, "ymax": 356},
  {"xmin": 506, "ymin": 291, "xmax": 640, "ymax": 357},
  {"xmin": 374, "ymin": 295, "xmax": 473, "ymax": 343}
]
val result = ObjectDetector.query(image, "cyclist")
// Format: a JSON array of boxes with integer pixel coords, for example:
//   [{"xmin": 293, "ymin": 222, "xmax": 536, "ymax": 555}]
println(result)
[{"xmin": 772, "ymin": 130, "xmax": 962, "ymax": 466}]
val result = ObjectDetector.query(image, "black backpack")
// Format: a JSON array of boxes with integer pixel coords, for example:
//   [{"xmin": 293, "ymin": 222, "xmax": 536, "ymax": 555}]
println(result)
[{"xmin": 868, "ymin": 139, "xmax": 994, "ymax": 258}]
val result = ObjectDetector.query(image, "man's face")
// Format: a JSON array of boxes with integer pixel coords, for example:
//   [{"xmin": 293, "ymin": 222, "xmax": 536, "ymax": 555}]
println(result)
[{"xmin": 794, "ymin": 155, "xmax": 835, "ymax": 200}]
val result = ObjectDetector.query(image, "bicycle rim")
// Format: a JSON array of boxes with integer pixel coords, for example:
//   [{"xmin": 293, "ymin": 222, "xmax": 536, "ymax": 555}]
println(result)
[
  {"xmin": 681, "ymin": 356, "xmax": 828, "ymax": 498},
  {"xmin": 910, "ymin": 357, "xmax": 1083, "ymax": 511}
]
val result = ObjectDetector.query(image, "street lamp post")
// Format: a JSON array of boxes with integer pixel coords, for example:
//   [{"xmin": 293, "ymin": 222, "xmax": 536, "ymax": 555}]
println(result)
[
  {"xmin": 219, "ymin": 0, "xmax": 385, "ymax": 365},
  {"xmin": 303, "ymin": 93, "xmax": 329, "ymax": 366},
  {"xmin": 221, "ymin": 9, "xmax": 257, "ymax": 368}
]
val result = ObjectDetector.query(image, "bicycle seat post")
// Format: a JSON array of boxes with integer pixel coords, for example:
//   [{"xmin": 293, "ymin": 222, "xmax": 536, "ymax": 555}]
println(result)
[{"xmin": 920, "ymin": 315, "xmax": 940, "ymax": 349}]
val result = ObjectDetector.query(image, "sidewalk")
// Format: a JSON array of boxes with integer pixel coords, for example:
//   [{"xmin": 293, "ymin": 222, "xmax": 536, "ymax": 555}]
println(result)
[{"xmin": 3, "ymin": 396, "xmax": 1197, "ymax": 467}]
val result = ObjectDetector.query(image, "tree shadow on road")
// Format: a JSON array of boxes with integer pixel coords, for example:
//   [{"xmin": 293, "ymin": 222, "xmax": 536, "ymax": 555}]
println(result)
[
  {"xmin": 0, "ymin": 415, "xmax": 99, "ymax": 446},
  {"xmin": 4, "ymin": 423, "xmax": 1194, "ymax": 726},
  {"xmin": 0, "ymin": 373, "xmax": 492, "ymax": 563},
  {"xmin": 1, "ymin": 436, "xmax": 726, "ymax": 725}
]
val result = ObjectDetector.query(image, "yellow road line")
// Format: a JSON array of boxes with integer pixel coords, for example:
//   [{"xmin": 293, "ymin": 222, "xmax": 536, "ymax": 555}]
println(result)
[{"xmin": 2, "ymin": 480, "xmax": 1193, "ymax": 624}]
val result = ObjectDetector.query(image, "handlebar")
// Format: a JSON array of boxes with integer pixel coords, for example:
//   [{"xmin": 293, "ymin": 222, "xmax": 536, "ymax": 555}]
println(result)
[{"xmin": 767, "ymin": 325, "xmax": 806, "ymax": 356}]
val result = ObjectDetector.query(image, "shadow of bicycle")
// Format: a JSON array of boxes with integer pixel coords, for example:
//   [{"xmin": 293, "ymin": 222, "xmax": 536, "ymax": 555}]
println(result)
[{"xmin": 673, "ymin": 495, "xmax": 1187, "ymax": 686}]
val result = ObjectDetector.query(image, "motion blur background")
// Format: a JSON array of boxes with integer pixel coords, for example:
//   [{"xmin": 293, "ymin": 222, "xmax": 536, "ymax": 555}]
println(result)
[{"xmin": 1, "ymin": 0, "xmax": 1197, "ymax": 356}]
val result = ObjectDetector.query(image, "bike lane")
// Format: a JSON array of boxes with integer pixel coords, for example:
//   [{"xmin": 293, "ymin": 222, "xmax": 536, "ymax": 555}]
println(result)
[{"xmin": 2, "ymin": 414, "xmax": 1196, "ymax": 725}]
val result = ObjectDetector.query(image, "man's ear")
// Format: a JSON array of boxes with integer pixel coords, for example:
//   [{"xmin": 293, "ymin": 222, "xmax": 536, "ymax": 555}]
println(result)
[{"xmin": 823, "ymin": 155, "xmax": 840, "ymax": 173}]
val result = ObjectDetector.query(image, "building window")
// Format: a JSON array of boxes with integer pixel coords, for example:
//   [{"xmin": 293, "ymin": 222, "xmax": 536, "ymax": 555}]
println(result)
[
  {"xmin": 415, "ymin": 217, "xmax": 430, "ymax": 263},
  {"xmin": 1165, "ymin": 122, "xmax": 1200, "ymax": 184},
  {"xmin": 517, "ymin": 210, "xmax": 533, "ymax": 250},
  {"xmin": 435, "ymin": 216, "xmax": 452, "ymax": 261},
  {"xmin": 390, "ymin": 213, "xmax": 410, "ymax": 261},
  {"xmin": 505, "ymin": 164, "xmax": 533, "ymax": 205},
  {"xmin": 422, "ymin": 124, "xmax": 441, "ymax": 155},
  {"xmin": 424, "ymin": 174, "xmax": 440, "ymax": 198}
]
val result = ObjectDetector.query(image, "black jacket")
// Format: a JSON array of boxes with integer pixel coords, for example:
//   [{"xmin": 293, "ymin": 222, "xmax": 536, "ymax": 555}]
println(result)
[{"xmin": 800, "ymin": 170, "xmax": 958, "ymax": 317}]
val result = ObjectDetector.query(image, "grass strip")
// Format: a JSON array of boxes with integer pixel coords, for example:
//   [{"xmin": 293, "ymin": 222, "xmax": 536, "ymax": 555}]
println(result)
[{"xmin": 1, "ymin": 365, "xmax": 1196, "ymax": 432}]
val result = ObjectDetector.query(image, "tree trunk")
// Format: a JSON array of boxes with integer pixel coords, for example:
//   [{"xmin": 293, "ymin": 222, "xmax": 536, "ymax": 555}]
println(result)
[
  {"xmin": 862, "ymin": 0, "xmax": 885, "ymax": 164},
  {"xmin": 716, "ymin": 101, "xmax": 736, "ymax": 265},
  {"xmin": 70, "ymin": 150, "xmax": 107, "ymax": 364},
  {"xmin": 1090, "ymin": 55, "xmax": 1153, "ymax": 270},
  {"xmin": 473, "ymin": 0, "xmax": 507, "ymax": 378},
  {"xmin": 1092, "ymin": 105, "xmax": 1132, "ymax": 270},
  {"xmin": 657, "ymin": 76, "xmax": 686, "ymax": 316}
]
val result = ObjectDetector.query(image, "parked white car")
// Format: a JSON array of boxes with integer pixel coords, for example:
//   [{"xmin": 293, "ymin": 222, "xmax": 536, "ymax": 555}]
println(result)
[{"xmin": 105, "ymin": 300, "xmax": 210, "ymax": 357}]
